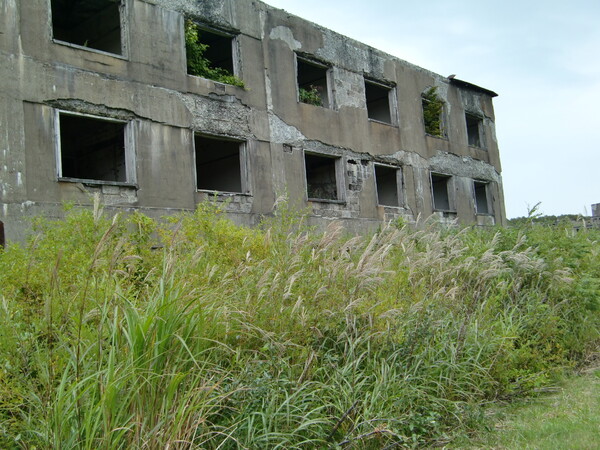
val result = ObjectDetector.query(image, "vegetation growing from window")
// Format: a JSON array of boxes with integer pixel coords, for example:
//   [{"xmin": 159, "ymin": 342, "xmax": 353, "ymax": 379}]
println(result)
[
  {"xmin": 185, "ymin": 20, "xmax": 244, "ymax": 88},
  {"xmin": 299, "ymin": 85, "xmax": 323, "ymax": 106},
  {"xmin": 422, "ymin": 87, "xmax": 444, "ymax": 137},
  {"xmin": 1, "ymin": 201, "xmax": 599, "ymax": 448}
]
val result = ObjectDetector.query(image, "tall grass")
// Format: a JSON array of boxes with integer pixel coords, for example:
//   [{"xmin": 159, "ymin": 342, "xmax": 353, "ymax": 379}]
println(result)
[{"xmin": 1, "ymin": 200, "xmax": 599, "ymax": 448}]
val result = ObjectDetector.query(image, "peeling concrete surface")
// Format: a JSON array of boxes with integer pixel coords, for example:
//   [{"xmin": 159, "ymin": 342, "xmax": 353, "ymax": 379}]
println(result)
[{"xmin": 0, "ymin": 0, "xmax": 506, "ymax": 243}]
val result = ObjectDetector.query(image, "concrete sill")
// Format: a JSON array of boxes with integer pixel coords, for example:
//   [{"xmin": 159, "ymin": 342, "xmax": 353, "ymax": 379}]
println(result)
[
  {"xmin": 307, "ymin": 198, "xmax": 346, "ymax": 205},
  {"xmin": 425, "ymin": 133, "xmax": 449, "ymax": 141},
  {"xmin": 468, "ymin": 144, "xmax": 487, "ymax": 151},
  {"xmin": 196, "ymin": 190, "xmax": 251, "ymax": 196},
  {"xmin": 52, "ymin": 39, "xmax": 127, "ymax": 60},
  {"xmin": 58, "ymin": 177, "xmax": 137, "ymax": 188},
  {"xmin": 368, "ymin": 118, "xmax": 397, "ymax": 127}
]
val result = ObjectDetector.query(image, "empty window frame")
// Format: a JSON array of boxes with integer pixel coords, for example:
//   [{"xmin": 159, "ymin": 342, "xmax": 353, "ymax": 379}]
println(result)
[
  {"xmin": 465, "ymin": 113, "xmax": 484, "ymax": 148},
  {"xmin": 421, "ymin": 87, "xmax": 445, "ymax": 137},
  {"xmin": 473, "ymin": 181, "xmax": 492, "ymax": 215},
  {"xmin": 194, "ymin": 134, "xmax": 246, "ymax": 193},
  {"xmin": 365, "ymin": 79, "xmax": 395, "ymax": 124},
  {"xmin": 374, "ymin": 164, "xmax": 402, "ymax": 207},
  {"xmin": 430, "ymin": 173, "xmax": 453, "ymax": 212},
  {"xmin": 185, "ymin": 21, "xmax": 240, "ymax": 83},
  {"xmin": 56, "ymin": 112, "xmax": 132, "ymax": 184},
  {"xmin": 304, "ymin": 153, "xmax": 342, "ymax": 201},
  {"xmin": 297, "ymin": 56, "xmax": 330, "ymax": 108},
  {"xmin": 50, "ymin": 0, "xmax": 124, "ymax": 55}
]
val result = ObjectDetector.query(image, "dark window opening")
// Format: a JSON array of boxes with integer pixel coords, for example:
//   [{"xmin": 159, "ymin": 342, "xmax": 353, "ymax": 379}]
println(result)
[
  {"xmin": 466, "ymin": 113, "xmax": 483, "ymax": 148},
  {"xmin": 59, "ymin": 113, "xmax": 127, "ymax": 182},
  {"xmin": 474, "ymin": 181, "xmax": 490, "ymax": 215},
  {"xmin": 185, "ymin": 21, "xmax": 243, "ymax": 87},
  {"xmin": 431, "ymin": 174, "xmax": 452, "ymax": 211},
  {"xmin": 365, "ymin": 80, "xmax": 393, "ymax": 124},
  {"xmin": 51, "ymin": 0, "xmax": 123, "ymax": 55},
  {"xmin": 305, "ymin": 153, "xmax": 339, "ymax": 201},
  {"xmin": 375, "ymin": 165, "xmax": 400, "ymax": 207},
  {"xmin": 422, "ymin": 87, "xmax": 444, "ymax": 137},
  {"xmin": 0, "ymin": 221, "xmax": 4, "ymax": 249},
  {"xmin": 195, "ymin": 135, "xmax": 244, "ymax": 193},
  {"xmin": 297, "ymin": 58, "xmax": 329, "ymax": 107}
]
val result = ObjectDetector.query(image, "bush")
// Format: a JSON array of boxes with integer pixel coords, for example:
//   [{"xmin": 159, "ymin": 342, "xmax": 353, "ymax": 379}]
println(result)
[{"xmin": 1, "ymin": 204, "xmax": 599, "ymax": 447}]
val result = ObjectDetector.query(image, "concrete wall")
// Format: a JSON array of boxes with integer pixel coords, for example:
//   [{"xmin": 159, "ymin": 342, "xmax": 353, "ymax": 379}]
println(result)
[{"xmin": 0, "ymin": 0, "xmax": 506, "ymax": 243}]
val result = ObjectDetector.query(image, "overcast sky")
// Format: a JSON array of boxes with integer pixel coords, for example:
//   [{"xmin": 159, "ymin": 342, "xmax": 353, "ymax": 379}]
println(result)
[{"xmin": 262, "ymin": 0, "xmax": 600, "ymax": 218}]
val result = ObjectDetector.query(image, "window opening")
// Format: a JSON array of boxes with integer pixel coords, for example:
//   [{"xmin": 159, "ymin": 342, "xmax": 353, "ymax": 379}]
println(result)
[
  {"xmin": 185, "ymin": 20, "xmax": 244, "ymax": 87},
  {"xmin": 465, "ymin": 113, "xmax": 483, "ymax": 148},
  {"xmin": 305, "ymin": 153, "xmax": 340, "ymax": 201},
  {"xmin": 58, "ymin": 113, "xmax": 128, "ymax": 183},
  {"xmin": 297, "ymin": 57, "xmax": 329, "ymax": 107},
  {"xmin": 422, "ymin": 87, "xmax": 444, "ymax": 137},
  {"xmin": 375, "ymin": 165, "xmax": 401, "ymax": 207},
  {"xmin": 195, "ymin": 135, "xmax": 244, "ymax": 193},
  {"xmin": 365, "ymin": 80, "xmax": 393, "ymax": 124},
  {"xmin": 431, "ymin": 173, "xmax": 452, "ymax": 211},
  {"xmin": 0, "ymin": 221, "xmax": 4, "ymax": 249},
  {"xmin": 51, "ymin": 0, "xmax": 123, "ymax": 55},
  {"xmin": 474, "ymin": 181, "xmax": 490, "ymax": 214}
]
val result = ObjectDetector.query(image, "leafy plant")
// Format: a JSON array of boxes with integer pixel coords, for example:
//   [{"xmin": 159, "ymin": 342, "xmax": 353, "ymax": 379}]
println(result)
[
  {"xmin": 422, "ymin": 87, "xmax": 444, "ymax": 137},
  {"xmin": 1, "ymin": 202, "xmax": 599, "ymax": 448},
  {"xmin": 185, "ymin": 20, "xmax": 245, "ymax": 88},
  {"xmin": 299, "ymin": 85, "xmax": 323, "ymax": 106}
]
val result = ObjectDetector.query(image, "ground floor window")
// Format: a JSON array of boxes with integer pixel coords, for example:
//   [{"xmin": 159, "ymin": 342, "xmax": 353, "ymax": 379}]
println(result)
[
  {"xmin": 374, "ymin": 164, "xmax": 402, "ymax": 207},
  {"xmin": 431, "ymin": 173, "xmax": 453, "ymax": 211},
  {"xmin": 304, "ymin": 153, "xmax": 342, "ymax": 201},
  {"xmin": 194, "ymin": 134, "xmax": 246, "ymax": 193},
  {"xmin": 474, "ymin": 180, "xmax": 491, "ymax": 214}
]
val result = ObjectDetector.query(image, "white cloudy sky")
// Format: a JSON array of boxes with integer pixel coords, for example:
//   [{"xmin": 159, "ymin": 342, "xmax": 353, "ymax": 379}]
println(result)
[{"xmin": 262, "ymin": 0, "xmax": 600, "ymax": 218}]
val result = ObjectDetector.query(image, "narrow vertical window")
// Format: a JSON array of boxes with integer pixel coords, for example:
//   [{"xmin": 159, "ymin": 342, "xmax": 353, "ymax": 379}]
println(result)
[
  {"xmin": 365, "ymin": 79, "xmax": 394, "ymax": 124},
  {"xmin": 422, "ymin": 87, "xmax": 445, "ymax": 137},
  {"xmin": 0, "ymin": 221, "xmax": 5, "ymax": 249},
  {"xmin": 297, "ymin": 57, "xmax": 330, "ymax": 108},
  {"xmin": 431, "ymin": 173, "xmax": 453, "ymax": 211},
  {"xmin": 375, "ymin": 165, "xmax": 401, "ymax": 207},
  {"xmin": 474, "ymin": 181, "xmax": 491, "ymax": 215},
  {"xmin": 465, "ymin": 113, "xmax": 484, "ymax": 148},
  {"xmin": 195, "ymin": 134, "xmax": 246, "ymax": 193},
  {"xmin": 51, "ymin": 0, "xmax": 123, "ymax": 55},
  {"xmin": 305, "ymin": 153, "xmax": 341, "ymax": 201}
]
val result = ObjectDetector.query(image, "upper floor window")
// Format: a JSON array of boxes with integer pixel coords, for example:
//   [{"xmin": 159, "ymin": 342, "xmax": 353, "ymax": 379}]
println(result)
[
  {"xmin": 296, "ymin": 56, "xmax": 331, "ymax": 108},
  {"xmin": 465, "ymin": 113, "xmax": 485, "ymax": 148},
  {"xmin": 422, "ymin": 87, "xmax": 445, "ymax": 138},
  {"xmin": 50, "ymin": 0, "xmax": 124, "ymax": 55},
  {"xmin": 185, "ymin": 20, "xmax": 244, "ymax": 87},
  {"xmin": 56, "ymin": 111, "xmax": 134, "ymax": 185},
  {"xmin": 364, "ymin": 79, "xmax": 396, "ymax": 125}
]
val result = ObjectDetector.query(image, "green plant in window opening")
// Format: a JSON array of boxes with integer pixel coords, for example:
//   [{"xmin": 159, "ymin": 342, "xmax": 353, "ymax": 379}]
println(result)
[
  {"xmin": 185, "ymin": 20, "xmax": 245, "ymax": 88},
  {"xmin": 422, "ymin": 87, "xmax": 444, "ymax": 137},
  {"xmin": 299, "ymin": 85, "xmax": 323, "ymax": 106}
]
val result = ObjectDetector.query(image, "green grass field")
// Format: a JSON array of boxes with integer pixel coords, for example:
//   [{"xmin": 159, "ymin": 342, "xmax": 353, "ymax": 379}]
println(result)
[
  {"xmin": 462, "ymin": 368, "xmax": 600, "ymax": 449},
  {"xmin": 1, "ymin": 199, "xmax": 599, "ymax": 448}
]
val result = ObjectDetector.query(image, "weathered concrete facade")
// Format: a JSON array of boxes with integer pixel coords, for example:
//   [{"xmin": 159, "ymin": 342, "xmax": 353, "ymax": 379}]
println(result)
[{"xmin": 0, "ymin": 0, "xmax": 506, "ymax": 242}]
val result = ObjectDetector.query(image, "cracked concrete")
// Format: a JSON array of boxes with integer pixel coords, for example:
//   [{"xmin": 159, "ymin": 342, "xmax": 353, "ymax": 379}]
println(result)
[{"xmin": 0, "ymin": 0, "xmax": 506, "ymax": 242}]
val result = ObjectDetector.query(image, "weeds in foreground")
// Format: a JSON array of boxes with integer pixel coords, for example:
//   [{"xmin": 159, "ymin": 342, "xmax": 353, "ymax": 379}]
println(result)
[{"xmin": 0, "ymin": 202, "xmax": 599, "ymax": 447}]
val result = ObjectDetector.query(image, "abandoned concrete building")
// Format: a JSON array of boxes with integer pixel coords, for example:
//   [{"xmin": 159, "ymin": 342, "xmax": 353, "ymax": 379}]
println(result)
[{"xmin": 0, "ymin": 0, "xmax": 507, "ymax": 243}]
